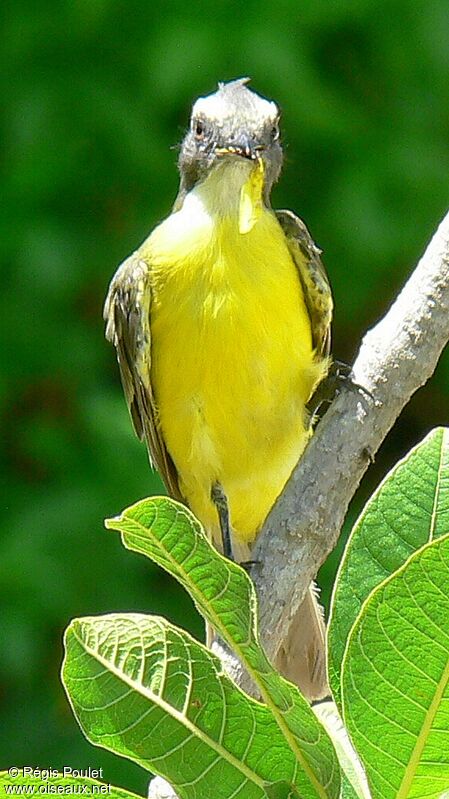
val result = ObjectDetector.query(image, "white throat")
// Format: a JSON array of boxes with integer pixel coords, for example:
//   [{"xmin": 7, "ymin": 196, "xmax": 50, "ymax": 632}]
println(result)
[{"xmin": 185, "ymin": 159, "xmax": 254, "ymax": 220}]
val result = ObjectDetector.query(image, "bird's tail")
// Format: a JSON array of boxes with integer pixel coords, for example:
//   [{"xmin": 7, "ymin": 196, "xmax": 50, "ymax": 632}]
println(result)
[{"xmin": 274, "ymin": 582, "xmax": 329, "ymax": 701}]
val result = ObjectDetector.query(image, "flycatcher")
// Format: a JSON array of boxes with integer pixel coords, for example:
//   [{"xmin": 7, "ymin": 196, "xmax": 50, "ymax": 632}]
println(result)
[{"xmin": 105, "ymin": 78, "xmax": 333, "ymax": 700}]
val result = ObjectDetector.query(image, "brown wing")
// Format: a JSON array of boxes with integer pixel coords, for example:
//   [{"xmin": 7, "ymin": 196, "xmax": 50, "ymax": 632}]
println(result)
[
  {"xmin": 104, "ymin": 253, "xmax": 182, "ymax": 500},
  {"xmin": 276, "ymin": 210, "xmax": 333, "ymax": 358}
]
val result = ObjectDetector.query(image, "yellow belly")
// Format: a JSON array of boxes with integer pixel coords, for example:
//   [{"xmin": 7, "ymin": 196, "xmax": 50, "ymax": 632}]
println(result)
[{"xmin": 145, "ymin": 204, "xmax": 326, "ymax": 548}]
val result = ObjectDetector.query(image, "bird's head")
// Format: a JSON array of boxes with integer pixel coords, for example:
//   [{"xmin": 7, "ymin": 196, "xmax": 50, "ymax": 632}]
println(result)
[{"xmin": 178, "ymin": 78, "xmax": 283, "ymax": 207}]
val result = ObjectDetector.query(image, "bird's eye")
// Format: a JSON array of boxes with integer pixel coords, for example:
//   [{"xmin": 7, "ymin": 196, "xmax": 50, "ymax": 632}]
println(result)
[
  {"xmin": 193, "ymin": 119, "xmax": 207, "ymax": 140},
  {"xmin": 271, "ymin": 122, "xmax": 280, "ymax": 142}
]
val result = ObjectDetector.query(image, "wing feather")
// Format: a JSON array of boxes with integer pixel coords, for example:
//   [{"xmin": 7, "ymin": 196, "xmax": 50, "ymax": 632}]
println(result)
[
  {"xmin": 276, "ymin": 209, "xmax": 333, "ymax": 358},
  {"xmin": 104, "ymin": 253, "xmax": 182, "ymax": 500}
]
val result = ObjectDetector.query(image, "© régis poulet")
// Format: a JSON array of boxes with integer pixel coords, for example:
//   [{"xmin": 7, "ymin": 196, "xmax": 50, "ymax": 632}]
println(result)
[{"xmin": 105, "ymin": 78, "xmax": 333, "ymax": 701}]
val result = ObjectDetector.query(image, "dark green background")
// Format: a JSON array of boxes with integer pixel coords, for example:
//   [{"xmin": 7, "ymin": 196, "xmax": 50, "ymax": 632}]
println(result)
[{"xmin": 1, "ymin": 0, "xmax": 448, "ymax": 793}]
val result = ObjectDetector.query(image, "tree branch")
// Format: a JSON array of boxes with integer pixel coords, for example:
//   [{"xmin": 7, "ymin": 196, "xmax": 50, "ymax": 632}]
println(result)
[{"xmin": 251, "ymin": 208, "xmax": 449, "ymax": 665}]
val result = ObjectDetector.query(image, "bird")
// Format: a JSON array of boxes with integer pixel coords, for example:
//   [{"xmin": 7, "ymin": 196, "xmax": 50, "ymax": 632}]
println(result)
[{"xmin": 104, "ymin": 78, "xmax": 333, "ymax": 700}]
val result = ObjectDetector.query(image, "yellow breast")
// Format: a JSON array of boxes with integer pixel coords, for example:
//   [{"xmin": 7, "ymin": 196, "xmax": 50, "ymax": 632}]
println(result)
[{"xmin": 143, "ymin": 172, "xmax": 325, "ymax": 548}]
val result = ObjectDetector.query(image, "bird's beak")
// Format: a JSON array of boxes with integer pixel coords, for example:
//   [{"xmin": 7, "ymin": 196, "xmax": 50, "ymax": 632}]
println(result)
[{"xmin": 215, "ymin": 135, "xmax": 263, "ymax": 161}]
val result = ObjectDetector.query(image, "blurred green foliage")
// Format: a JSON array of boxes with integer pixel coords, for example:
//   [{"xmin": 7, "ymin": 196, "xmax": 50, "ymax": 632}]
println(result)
[{"xmin": 1, "ymin": 0, "xmax": 448, "ymax": 793}]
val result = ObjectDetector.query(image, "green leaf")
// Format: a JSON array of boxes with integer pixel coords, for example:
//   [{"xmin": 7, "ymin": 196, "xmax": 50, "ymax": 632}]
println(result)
[
  {"xmin": 63, "ymin": 614, "xmax": 300, "ymax": 799},
  {"xmin": 105, "ymin": 497, "xmax": 340, "ymax": 798},
  {"xmin": 328, "ymin": 427, "xmax": 449, "ymax": 707},
  {"xmin": 0, "ymin": 771, "xmax": 141, "ymax": 798},
  {"xmin": 342, "ymin": 533, "xmax": 449, "ymax": 799},
  {"xmin": 264, "ymin": 781, "xmax": 302, "ymax": 798}
]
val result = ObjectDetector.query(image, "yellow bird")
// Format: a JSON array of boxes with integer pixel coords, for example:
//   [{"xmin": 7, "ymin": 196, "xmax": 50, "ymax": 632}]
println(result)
[{"xmin": 105, "ymin": 79, "xmax": 333, "ymax": 700}]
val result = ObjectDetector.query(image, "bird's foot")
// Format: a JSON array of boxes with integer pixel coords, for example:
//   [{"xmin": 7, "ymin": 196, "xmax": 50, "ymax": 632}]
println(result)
[{"xmin": 308, "ymin": 359, "xmax": 374, "ymax": 418}]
